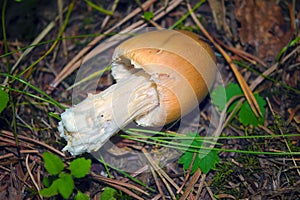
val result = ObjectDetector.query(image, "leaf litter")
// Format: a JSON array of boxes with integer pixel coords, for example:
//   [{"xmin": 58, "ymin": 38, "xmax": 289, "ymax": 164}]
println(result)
[{"xmin": 0, "ymin": 0, "xmax": 299, "ymax": 199}]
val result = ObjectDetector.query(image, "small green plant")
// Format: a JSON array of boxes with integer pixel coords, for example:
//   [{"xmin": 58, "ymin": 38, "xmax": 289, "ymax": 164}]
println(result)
[
  {"xmin": 211, "ymin": 83, "xmax": 266, "ymax": 127},
  {"xmin": 40, "ymin": 152, "xmax": 91, "ymax": 199},
  {"xmin": 101, "ymin": 187, "xmax": 118, "ymax": 200},
  {"xmin": 0, "ymin": 89, "xmax": 9, "ymax": 114},
  {"xmin": 143, "ymin": 11, "xmax": 154, "ymax": 21},
  {"xmin": 101, "ymin": 186, "xmax": 131, "ymax": 200},
  {"xmin": 178, "ymin": 132, "xmax": 220, "ymax": 174}
]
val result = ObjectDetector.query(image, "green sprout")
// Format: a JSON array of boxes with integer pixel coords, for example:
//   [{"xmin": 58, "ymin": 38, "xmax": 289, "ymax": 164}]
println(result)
[{"xmin": 40, "ymin": 152, "xmax": 91, "ymax": 199}]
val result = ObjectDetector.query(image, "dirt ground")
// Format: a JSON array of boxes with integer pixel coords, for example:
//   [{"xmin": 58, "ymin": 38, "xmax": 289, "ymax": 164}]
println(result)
[{"xmin": 0, "ymin": 0, "xmax": 299, "ymax": 199}]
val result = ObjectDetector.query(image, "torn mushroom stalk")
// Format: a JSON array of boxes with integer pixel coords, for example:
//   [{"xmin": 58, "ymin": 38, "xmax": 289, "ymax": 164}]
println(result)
[{"xmin": 58, "ymin": 30, "xmax": 217, "ymax": 156}]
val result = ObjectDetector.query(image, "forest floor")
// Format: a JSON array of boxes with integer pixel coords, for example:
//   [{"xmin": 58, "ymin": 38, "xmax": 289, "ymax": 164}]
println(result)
[{"xmin": 0, "ymin": 0, "xmax": 300, "ymax": 199}]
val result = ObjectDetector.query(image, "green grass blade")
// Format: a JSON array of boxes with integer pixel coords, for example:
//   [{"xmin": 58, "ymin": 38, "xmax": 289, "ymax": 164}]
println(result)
[
  {"xmin": 84, "ymin": 0, "xmax": 113, "ymax": 15},
  {"xmin": 0, "ymin": 73, "xmax": 65, "ymax": 109},
  {"xmin": 169, "ymin": 0, "xmax": 206, "ymax": 30},
  {"xmin": 235, "ymin": 60, "xmax": 300, "ymax": 95}
]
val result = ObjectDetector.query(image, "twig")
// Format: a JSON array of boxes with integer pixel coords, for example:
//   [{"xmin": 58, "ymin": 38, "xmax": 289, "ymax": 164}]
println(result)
[
  {"xmin": 216, "ymin": 38, "xmax": 267, "ymax": 67},
  {"xmin": 26, "ymin": 154, "xmax": 42, "ymax": 199},
  {"xmin": 50, "ymin": 0, "xmax": 185, "ymax": 89},
  {"xmin": 58, "ymin": 0, "xmax": 67, "ymax": 57},
  {"xmin": 205, "ymin": 182, "xmax": 216, "ymax": 200},
  {"xmin": 238, "ymin": 174, "xmax": 256, "ymax": 195},
  {"xmin": 150, "ymin": 166, "xmax": 166, "ymax": 200},
  {"xmin": 1, "ymin": 130, "xmax": 65, "ymax": 157},
  {"xmin": 100, "ymin": 0, "xmax": 119, "ymax": 31},
  {"xmin": 179, "ymin": 168, "xmax": 202, "ymax": 200},
  {"xmin": 4, "ymin": 7, "xmax": 67, "ymax": 86},
  {"xmin": 120, "ymin": 165, "xmax": 149, "ymax": 183},
  {"xmin": 17, "ymin": 1, "xmax": 75, "ymax": 79},
  {"xmin": 102, "ymin": 181, "xmax": 144, "ymax": 200},
  {"xmin": 142, "ymin": 148, "xmax": 181, "ymax": 199},
  {"xmin": 177, "ymin": 152, "xmax": 197, "ymax": 193},
  {"xmin": 187, "ymin": 3, "xmax": 262, "ymax": 118},
  {"xmin": 151, "ymin": 194, "xmax": 163, "ymax": 200},
  {"xmin": 0, "ymin": 153, "xmax": 14, "ymax": 160},
  {"xmin": 50, "ymin": 0, "xmax": 157, "ymax": 88},
  {"xmin": 91, "ymin": 171, "xmax": 148, "ymax": 198},
  {"xmin": 195, "ymin": 173, "xmax": 206, "ymax": 200}
]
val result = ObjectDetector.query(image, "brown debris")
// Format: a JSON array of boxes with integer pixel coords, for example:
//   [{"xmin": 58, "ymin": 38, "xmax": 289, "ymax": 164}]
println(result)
[
  {"xmin": 234, "ymin": 0, "xmax": 293, "ymax": 61},
  {"xmin": 0, "ymin": 1, "xmax": 299, "ymax": 199}
]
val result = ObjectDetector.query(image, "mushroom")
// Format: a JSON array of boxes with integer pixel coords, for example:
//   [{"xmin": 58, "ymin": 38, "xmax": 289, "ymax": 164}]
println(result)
[{"xmin": 58, "ymin": 29, "xmax": 217, "ymax": 156}]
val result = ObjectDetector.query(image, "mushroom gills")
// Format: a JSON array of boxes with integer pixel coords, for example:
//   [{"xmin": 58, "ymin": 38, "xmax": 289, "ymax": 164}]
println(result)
[{"xmin": 58, "ymin": 69, "xmax": 159, "ymax": 155}]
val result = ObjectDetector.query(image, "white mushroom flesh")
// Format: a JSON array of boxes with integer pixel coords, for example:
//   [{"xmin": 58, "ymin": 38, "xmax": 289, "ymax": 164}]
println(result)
[{"xmin": 58, "ymin": 67, "xmax": 159, "ymax": 155}]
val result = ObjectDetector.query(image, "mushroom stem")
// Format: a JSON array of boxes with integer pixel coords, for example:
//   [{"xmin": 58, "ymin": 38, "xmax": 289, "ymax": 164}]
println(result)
[{"xmin": 59, "ymin": 70, "xmax": 159, "ymax": 155}]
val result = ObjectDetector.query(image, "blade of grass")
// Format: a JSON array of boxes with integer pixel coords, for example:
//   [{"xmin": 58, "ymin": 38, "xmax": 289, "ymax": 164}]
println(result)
[
  {"xmin": 50, "ymin": 0, "xmax": 181, "ymax": 88},
  {"xmin": 66, "ymin": 65, "xmax": 112, "ymax": 90},
  {"xmin": 0, "ymin": 34, "xmax": 105, "ymax": 59},
  {"xmin": 169, "ymin": 0, "xmax": 206, "ymax": 30},
  {"xmin": 1, "ymin": 0, "xmax": 9, "ymax": 69},
  {"xmin": 0, "ymin": 86, "xmax": 63, "ymax": 109},
  {"xmin": 276, "ymin": 36, "xmax": 300, "ymax": 62},
  {"xmin": 84, "ymin": 0, "xmax": 114, "ymax": 16},
  {"xmin": 122, "ymin": 129, "xmax": 300, "ymax": 156},
  {"xmin": 97, "ymin": 154, "xmax": 113, "ymax": 178},
  {"xmin": 121, "ymin": 135, "xmax": 216, "ymax": 153},
  {"xmin": 235, "ymin": 60, "xmax": 300, "ymax": 95},
  {"xmin": 8, "ymin": 6, "xmax": 70, "ymax": 75},
  {"xmin": 1, "ymin": 0, "xmax": 18, "ymax": 143},
  {"xmin": 0, "ymin": 73, "xmax": 65, "ymax": 109},
  {"xmin": 17, "ymin": 0, "xmax": 75, "ymax": 79},
  {"xmin": 124, "ymin": 135, "xmax": 222, "ymax": 148},
  {"xmin": 125, "ymin": 128, "xmax": 300, "ymax": 140}
]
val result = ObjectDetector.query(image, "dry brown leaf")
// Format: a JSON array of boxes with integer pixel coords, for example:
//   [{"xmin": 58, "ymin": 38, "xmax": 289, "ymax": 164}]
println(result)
[{"xmin": 234, "ymin": 0, "xmax": 292, "ymax": 61}]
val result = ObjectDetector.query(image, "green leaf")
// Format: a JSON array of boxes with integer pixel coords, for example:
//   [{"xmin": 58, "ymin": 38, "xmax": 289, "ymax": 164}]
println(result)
[
  {"xmin": 101, "ymin": 187, "xmax": 117, "ymax": 200},
  {"xmin": 57, "ymin": 173, "xmax": 74, "ymax": 199},
  {"xmin": 197, "ymin": 149, "xmax": 219, "ymax": 174},
  {"xmin": 42, "ymin": 152, "xmax": 64, "ymax": 175},
  {"xmin": 239, "ymin": 93, "xmax": 266, "ymax": 126},
  {"xmin": 178, "ymin": 149, "xmax": 194, "ymax": 170},
  {"xmin": 75, "ymin": 191, "xmax": 90, "ymax": 200},
  {"xmin": 143, "ymin": 11, "xmax": 154, "ymax": 21},
  {"xmin": 43, "ymin": 176, "xmax": 51, "ymax": 187},
  {"xmin": 40, "ymin": 179, "xmax": 59, "ymax": 197},
  {"xmin": 70, "ymin": 157, "xmax": 92, "ymax": 178},
  {"xmin": 225, "ymin": 83, "xmax": 243, "ymax": 112},
  {"xmin": 211, "ymin": 83, "xmax": 243, "ymax": 112},
  {"xmin": 211, "ymin": 83, "xmax": 266, "ymax": 127},
  {"xmin": 178, "ymin": 133, "xmax": 219, "ymax": 174},
  {"xmin": 0, "ymin": 90, "xmax": 9, "ymax": 114},
  {"xmin": 211, "ymin": 84, "xmax": 227, "ymax": 111}
]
